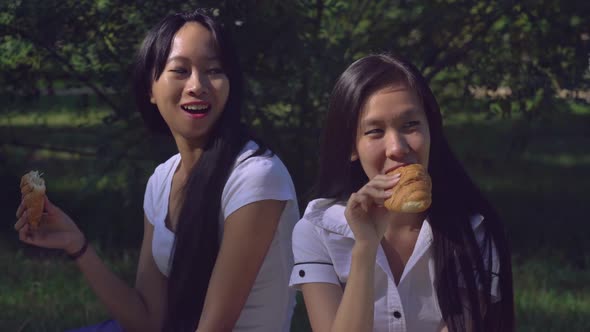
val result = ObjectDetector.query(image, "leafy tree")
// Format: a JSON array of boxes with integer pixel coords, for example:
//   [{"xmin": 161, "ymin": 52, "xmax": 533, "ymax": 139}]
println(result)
[{"xmin": 1, "ymin": 0, "xmax": 588, "ymax": 226}]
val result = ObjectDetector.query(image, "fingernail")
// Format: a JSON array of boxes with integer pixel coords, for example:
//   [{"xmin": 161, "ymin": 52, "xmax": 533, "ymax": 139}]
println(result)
[{"xmin": 384, "ymin": 190, "xmax": 393, "ymax": 195}]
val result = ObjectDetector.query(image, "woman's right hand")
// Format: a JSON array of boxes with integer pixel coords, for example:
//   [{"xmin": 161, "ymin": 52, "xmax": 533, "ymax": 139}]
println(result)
[
  {"xmin": 344, "ymin": 173, "xmax": 401, "ymax": 246},
  {"xmin": 15, "ymin": 196, "xmax": 85, "ymax": 255}
]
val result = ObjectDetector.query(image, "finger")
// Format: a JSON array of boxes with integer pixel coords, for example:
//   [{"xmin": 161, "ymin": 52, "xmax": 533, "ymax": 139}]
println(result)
[
  {"xmin": 372, "ymin": 173, "xmax": 401, "ymax": 182},
  {"xmin": 366, "ymin": 174, "xmax": 401, "ymax": 190},
  {"xmin": 359, "ymin": 195, "xmax": 371, "ymax": 213},
  {"xmin": 14, "ymin": 213, "xmax": 28, "ymax": 231},
  {"xmin": 18, "ymin": 224, "xmax": 34, "ymax": 243},
  {"xmin": 358, "ymin": 185, "xmax": 396, "ymax": 204},
  {"xmin": 16, "ymin": 199, "xmax": 25, "ymax": 218},
  {"xmin": 350, "ymin": 192, "xmax": 373, "ymax": 214}
]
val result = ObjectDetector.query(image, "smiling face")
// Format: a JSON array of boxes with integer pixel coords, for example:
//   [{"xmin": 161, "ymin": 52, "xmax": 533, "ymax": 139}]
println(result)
[
  {"xmin": 352, "ymin": 83, "xmax": 431, "ymax": 180},
  {"xmin": 150, "ymin": 22, "xmax": 230, "ymax": 146}
]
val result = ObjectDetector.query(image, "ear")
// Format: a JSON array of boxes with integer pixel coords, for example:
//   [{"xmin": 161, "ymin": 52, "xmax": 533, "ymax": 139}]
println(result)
[
  {"xmin": 149, "ymin": 91, "xmax": 156, "ymax": 104},
  {"xmin": 350, "ymin": 149, "xmax": 359, "ymax": 162}
]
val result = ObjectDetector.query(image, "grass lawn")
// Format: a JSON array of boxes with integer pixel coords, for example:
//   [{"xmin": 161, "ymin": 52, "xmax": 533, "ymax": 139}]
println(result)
[{"xmin": 1, "ymin": 98, "xmax": 589, "ymax": 331}]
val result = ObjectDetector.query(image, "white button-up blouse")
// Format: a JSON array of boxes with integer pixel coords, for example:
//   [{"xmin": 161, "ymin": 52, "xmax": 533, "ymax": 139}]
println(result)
[{"xmin": 290, "ymin": 198, "xmax": 500, "ymax": 332}]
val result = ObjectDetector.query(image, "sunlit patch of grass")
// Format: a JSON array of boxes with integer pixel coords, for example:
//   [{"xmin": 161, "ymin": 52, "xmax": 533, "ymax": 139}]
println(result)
[
  {"xmin": 0, "ymin": 247, "xmax": 137, "ymax": 331},
  {"xmin": 2, "ymin": 100, "xmax": 589, "ymax": 331},
  {"xmin": 513, "ymin": 258, "xmax": 590, "ymax": 331},
  {"xmin": 523, "ymin": 152, "xmax": 590, "ymax": 167},
  {"xmin": 0, "ymin": 109, "xmax": 112, "ymax": 127},
  {"xmin": 2, "ymin": 250, "xmax": 588, "ymax": 331}
]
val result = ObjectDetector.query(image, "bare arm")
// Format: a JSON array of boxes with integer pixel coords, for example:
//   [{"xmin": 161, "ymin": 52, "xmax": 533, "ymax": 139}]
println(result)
[
  {"xmin": 301, "ymin": 242, "xmax": 379, "ymax": 332},
  {"xmin": 195, "ymin": 199, "xmax": 286, "ymax": 332},
  {"xmin": 16, "ymin": 198, "xmax": 165, "ymax": 332},
  {"xmin": 299, "ymin": 174, "xmax": 400, "ymax": 332},
  {"xmin": 76, "ymin": 215, "xmax": 166, "ymax": 332}
]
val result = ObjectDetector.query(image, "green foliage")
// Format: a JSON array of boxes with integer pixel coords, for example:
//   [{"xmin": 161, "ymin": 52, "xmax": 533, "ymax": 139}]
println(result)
[
  {"xmin": 1, "ymin": 2, "xmax": 589, "ymax": 329},
  {"xmin": 1, "ymin": 0, "xmax": 588, "ymax": 190}
]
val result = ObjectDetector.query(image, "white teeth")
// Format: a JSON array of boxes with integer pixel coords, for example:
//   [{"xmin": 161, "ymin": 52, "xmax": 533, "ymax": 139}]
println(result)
[{"xmin": 183, "ymin": 104, "xmax": 209, "ymax": 111}]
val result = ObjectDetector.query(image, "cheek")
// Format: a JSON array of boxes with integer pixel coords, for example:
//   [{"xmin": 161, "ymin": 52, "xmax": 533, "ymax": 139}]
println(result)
[
  {"xmin": 152, "ymin": 78, "xmax": 182, "ymax": 103},
  {"xmin": 357, "ymin": 140, "xmax": 384, "ymax": 176},
  {"xmin": 414, "ymin": 130, "xmax": 431, "ymax": 162},
  {"xmin": 212, "ymin": 77, "xmax": 230, "ymax": 103}
]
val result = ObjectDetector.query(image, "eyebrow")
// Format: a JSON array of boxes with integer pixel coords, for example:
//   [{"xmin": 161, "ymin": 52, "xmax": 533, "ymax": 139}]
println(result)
[
  {"xmin": 360, "ymin": 108, "xmax": 420, "ymax": 127},
  {"xmin": 166, "ymin": 55, "xmax": 220, "ymax": 63}
]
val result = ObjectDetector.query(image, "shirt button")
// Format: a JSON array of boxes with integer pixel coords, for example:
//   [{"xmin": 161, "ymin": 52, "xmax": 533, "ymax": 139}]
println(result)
[
  {"xmin": 393, "ymin": 311, "xmax": 402, "ymax": 319},
  {"xmin": 299, "ymin": 270, "xmax": 306, "ymax": 277}
]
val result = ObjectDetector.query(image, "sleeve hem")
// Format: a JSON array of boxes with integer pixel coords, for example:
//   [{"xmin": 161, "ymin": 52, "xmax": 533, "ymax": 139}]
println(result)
[{"xmin": 289, "ymin": 263, "xmax": 341, "ymax": 289}]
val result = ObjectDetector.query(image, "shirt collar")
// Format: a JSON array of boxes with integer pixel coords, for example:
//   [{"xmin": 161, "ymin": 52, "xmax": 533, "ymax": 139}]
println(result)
[
  {"xmin": 304, "ymin": 198, "xmax": 484, "ymax": 243},
  {"xmin": 304, "ymin": 198, "xmax": 434, "ymax": 240},
  {"xmin": 304, "ymin": 199, "xmax": 355, "ymax": 238}
]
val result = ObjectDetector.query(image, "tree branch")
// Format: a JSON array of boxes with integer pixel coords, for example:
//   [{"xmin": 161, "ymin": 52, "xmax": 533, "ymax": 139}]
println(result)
[
  {"xmin": 0, "ymin": 23, "xmax": 125, "ymax": 116},
  {"xmin": 423, "ymin": 10, "xmax": 504, "ymax": 82}
]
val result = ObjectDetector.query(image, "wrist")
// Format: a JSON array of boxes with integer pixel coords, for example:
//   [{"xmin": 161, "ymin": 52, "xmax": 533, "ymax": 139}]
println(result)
[
  {"xmin": 65, "ymin": 233, "xmax": 86, "ymax": 256},
  {"xmin": 352, "ymin": 241, "xmax": 379, "ymax": 256}
]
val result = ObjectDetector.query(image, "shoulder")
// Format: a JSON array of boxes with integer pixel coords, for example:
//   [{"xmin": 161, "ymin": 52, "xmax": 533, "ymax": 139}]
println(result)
[
  {"xmin": 146, "ymin": 154, "xmax": 180, "ymax": 189},
  {"xmin": 293, "ymin": 198, "xmax": 349, "ymax": 241},
  {"xmin": 232, "ymin": 141, "xmax": 290, "ymax": 179},
  {"xmin": 224, "ymin": 141, "xmax": 294, "ymax": 195},
  {"xmin": 221, "ymin": 141, "xmax": 296, "ymax": 219}
]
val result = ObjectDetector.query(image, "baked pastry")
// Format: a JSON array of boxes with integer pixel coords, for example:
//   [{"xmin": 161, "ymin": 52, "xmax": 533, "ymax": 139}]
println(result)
[
  {"xmin": 383, "ymin": 164, "xmax": 431, "ymax": 213},
  {"xmin": 20, "ymin": 171, "xmax": 46, "ymax": 230}
]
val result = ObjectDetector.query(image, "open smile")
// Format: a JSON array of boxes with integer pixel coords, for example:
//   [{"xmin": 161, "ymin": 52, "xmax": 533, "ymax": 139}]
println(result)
[{"xmin": 181, "ymin": 102, "xmax": 211, "ymax": 118}]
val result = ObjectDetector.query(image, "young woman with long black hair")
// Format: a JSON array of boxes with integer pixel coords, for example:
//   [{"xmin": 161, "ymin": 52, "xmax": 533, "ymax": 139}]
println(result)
[
  {"xmin": 15, "ymin": 9, "xmax": 299, "ymax": 332},
  {"xmin": 290, "ymin": 54, "xmax": 514, "ymax": 332}
]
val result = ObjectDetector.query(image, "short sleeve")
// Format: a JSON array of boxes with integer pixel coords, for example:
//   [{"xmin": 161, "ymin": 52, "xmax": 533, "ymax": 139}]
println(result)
[
  {"xmin": 221, "ymin": 154, "xmax": 296, "ymax": 220},
  {"xmin": 289, "ymin": 219, "xmax": 340, "ymax": 289},
  {"xmin": 143, "ymin": 173, "xmax": 156, "ymax": 225}
]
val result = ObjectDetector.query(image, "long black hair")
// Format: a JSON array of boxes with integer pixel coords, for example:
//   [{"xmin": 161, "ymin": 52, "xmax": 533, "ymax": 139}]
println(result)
[
  {"xmin": 133, "ymin": 9, "xmax": 267, "ymax": 332},
  {"xmin": 315, "ymin": 54, "xmax": 514, "ymax": 331}
]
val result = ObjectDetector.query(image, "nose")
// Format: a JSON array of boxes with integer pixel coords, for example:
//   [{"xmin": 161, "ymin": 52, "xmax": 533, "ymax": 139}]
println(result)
[
  {"xmin": 385, "ymin": 131, "xmax": 410, "ymax": 160},
  {"xmin": 185, "ymin": 71, "xmax": 209, "ymax": 97}
]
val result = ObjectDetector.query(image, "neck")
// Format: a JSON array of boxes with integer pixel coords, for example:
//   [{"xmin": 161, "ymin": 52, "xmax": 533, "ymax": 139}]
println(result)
[
  {"xmin": 173, "ymin": 134, "xmax": 207, "ymax": 177},
  {"xmin": 383, "ymin": 211, "xmax": 426, "ymax": 234}
]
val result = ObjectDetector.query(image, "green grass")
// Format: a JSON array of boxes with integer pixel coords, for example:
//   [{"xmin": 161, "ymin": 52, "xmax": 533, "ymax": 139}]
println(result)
[
  {"xmin": 1, "ymin": 97, "xmax": 589, "ymax": 331},
  {"xmin": 1, "ymin": 252, "xmax": 587, "ymax": 331}
]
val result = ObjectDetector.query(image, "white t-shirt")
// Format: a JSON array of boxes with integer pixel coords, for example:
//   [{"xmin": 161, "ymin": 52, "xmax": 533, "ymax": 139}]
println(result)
[
  {"xmin": 144, "ymin": 141, "xmax": 299, "ymax": 332},
  {"xmin": 290, "ymin": 198, "xmax": 500, "ymax": 332}
]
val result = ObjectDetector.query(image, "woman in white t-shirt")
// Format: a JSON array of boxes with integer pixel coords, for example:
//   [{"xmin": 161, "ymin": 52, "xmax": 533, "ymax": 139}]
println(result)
[
  {"xmin": 290, "ymin": 54, "xmax": 514, "ymax": 332},
  {"xmin": 15, "ymin": 9, "xmax": 298, "ymax": 332}
]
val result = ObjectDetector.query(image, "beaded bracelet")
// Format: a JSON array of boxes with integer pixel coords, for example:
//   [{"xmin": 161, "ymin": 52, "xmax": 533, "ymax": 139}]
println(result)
[{"xmin": 68, "ymin": 237, "xmax": 89, "ymax": 260}]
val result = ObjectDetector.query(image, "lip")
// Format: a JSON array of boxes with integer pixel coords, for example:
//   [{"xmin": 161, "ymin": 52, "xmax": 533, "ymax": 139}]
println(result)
[
  {"xmin": 180, "ymin": 101, "xmax": 210, "ymax": 107},
  {"xmin": 180, "ymin": 101, "xmax": 211, "ymax": 119}
]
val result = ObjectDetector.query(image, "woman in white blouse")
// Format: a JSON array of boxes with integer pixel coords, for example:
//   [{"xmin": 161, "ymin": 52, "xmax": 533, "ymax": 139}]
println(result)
[
  {"xmin": 15, "ymin": 9, "xmax": 298, "ymax": 332},
  {"xmin": 290, "ymin": 54, "xmax": 514, "ymax": 332}
]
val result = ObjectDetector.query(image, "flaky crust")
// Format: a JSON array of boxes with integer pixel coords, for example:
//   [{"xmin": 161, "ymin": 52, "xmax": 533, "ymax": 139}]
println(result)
[
  {"xmin": 383, "ymin": 164, "xmax": 432, "ymax": 213},
  {"xmin": 20, "ymin": 171, "xmax": 46, "ymax": 230}
]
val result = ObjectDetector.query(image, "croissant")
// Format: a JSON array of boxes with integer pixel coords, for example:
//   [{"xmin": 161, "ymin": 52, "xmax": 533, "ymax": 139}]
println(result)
[
  {"xmin": 20, "ymin": 171, "xmax": 46, "ymax": 230},
  {"xmin": 383, "ymin": 164, "xmax": 431, "ymax": 213}
]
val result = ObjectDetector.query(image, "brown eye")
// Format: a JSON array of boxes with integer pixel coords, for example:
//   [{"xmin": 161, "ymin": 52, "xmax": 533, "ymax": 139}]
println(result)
[
  {"xmin": 364, "ymin": 129, "xmax": 383, "ymax": 136},
  {"xmin": 206, "ymin": 67, "xmax": 224, "ymax": 75},
  {"xmin": 403, "ymin": 121, "xmax": 420, "ymax": 129},
  {"xmin": 169, "ymin": 68, "xmax": 188, "ymax": 74}
]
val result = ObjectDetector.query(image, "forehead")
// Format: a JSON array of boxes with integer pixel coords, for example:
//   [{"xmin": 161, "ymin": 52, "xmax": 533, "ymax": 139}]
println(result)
[
  {"xmin": 168, "ymin": 22, "xmax": 218, "ymax": 60},
  {"xmin": 360, "ymin": 84, "xmax": 424, "ymax": 122}
]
